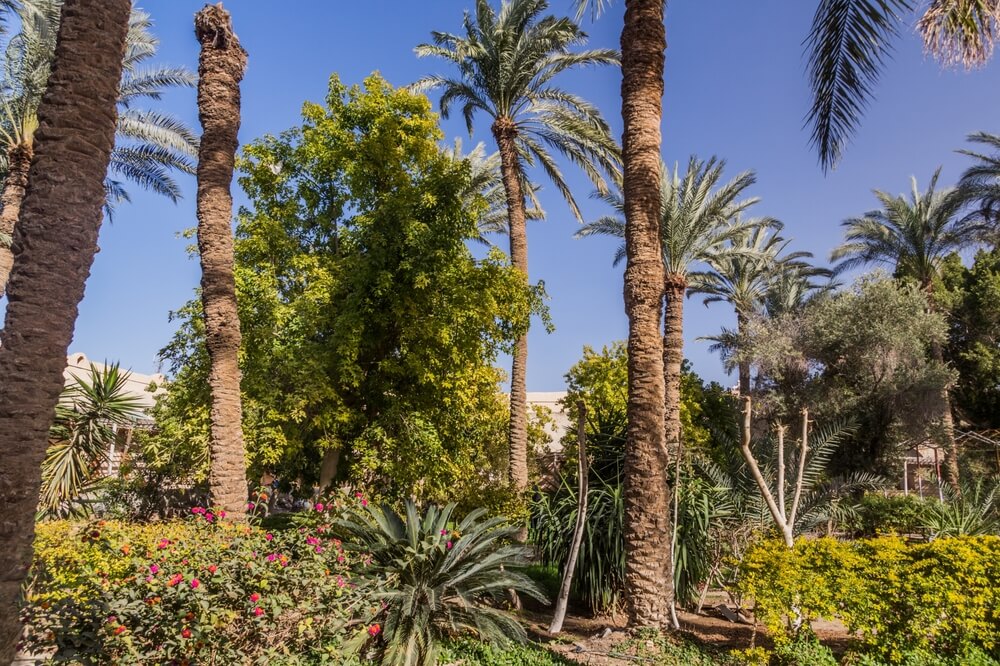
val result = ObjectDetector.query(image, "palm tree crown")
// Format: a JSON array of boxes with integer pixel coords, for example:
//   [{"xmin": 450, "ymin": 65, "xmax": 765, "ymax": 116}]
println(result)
[
  {"xmin": 413, "ymin": 0, "xmax": 620, "ymax": 218},
  {"xmin": 0, "ymin": 1, "xmax": 197, "ymax": 211},
  {"xmin": 957, "ymin": 131, "xmax": 1000, "ymax": 228},
  {"xmin": 831, "ymin": 168, "xmax": 987, "ymax": 290},
  {"xmin": 577, "ymin": 156, "xmax": 760, "ymax": 277}
]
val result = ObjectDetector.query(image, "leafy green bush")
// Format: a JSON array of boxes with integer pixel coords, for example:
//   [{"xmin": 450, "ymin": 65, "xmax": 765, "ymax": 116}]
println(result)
[
  {"xmin": 336, "ymin": 499, "xmax": 546, "ymax": 666},
  {"xmin": 23, "ymin": 511, "xmax": 361, "ymax": 664},
  {"xmin": 441, "ymin": 639, "xmax": 571, "ymax": 665},
  {"xmin": 738, "ymin": 535, "xmax": 1000, "ymax": 662},
  {"xmin": 850, "ymin": 493, "xmax": 933, "ymax": 537}
]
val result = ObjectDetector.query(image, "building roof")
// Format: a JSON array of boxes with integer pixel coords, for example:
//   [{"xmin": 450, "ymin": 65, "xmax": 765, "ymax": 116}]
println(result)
[{"xmin": 64, "ymin": 352, "xmax": 166, "ymax": 411}]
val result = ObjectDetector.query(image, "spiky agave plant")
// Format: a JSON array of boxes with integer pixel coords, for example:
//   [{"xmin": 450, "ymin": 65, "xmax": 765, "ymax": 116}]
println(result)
[
  {"xmin": 337, "ymin": 500, "xmax": 546, "ymax": 666},
  {"xmin": 922, "ymin": 478, "xmax": 1000, "ymax": 538}
]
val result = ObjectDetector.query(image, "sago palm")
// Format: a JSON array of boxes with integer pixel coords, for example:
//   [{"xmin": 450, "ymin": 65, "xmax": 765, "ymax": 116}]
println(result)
[
  {"xmin": 578, "ymin": 156, "xmax": 760, "ymax": 452},
  {"xmin": 413, "ymin": 0, "xmax": 619, "ymax": 494},
  {"xmin": 832, "ymin": 168, "xmax": 987, "ymax": 490},
  {"xmin": 0, "ymin": 0, "xmax": 196, "ymax": 296},
  {"xmin": 691, "ymin": 223, "xmax": 821, "ymax": 395}
]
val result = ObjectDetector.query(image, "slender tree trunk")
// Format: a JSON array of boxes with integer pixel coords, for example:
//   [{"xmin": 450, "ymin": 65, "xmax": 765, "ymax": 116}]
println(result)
[
  {"xmin": 195, "ymin": 4, "xmax": 249, "ymax": 517},
  {"xmin": 492, "ymin": 116, "xmax": 530, "ymax": 494},
  {"xmin": 930, "ymin": 339, "xmax": 961, "ymax": 493},
  {"xmin": 663, "ymin": 274, "xmax": 686, "ymax": 461},
  {"xmin": 737, "ymin": 311, "xmax": 750, "ymax": 396},
  {"xmin": 621, "ymin": 0, "xmax": 671, "ymax": 628},
  {"xmin": 0, "ymin": 142, "xmax": 32, "ymax": 299},
  {"xmin": 0, "ymin": 1, "xmax": 130, "ymax": 661},
  {"xmin": 549, "ymin": 402, "xmax": 588, "ymax": 635}
]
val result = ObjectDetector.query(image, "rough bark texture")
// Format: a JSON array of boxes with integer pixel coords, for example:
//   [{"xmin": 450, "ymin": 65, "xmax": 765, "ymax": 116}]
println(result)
[
  {"xmin": 621, "ymin": 0, "xmax": 672, "ymax": 627},
  {"xmin": 195, "ymin": 3, "xmax": 249, "ymax": 517},
  {"xmin": 0, "ymin": 1, "xmax": 130, "ymax": 660},
  {"xmin": 492, "ymin": 116, "xmax": 530, "ymax": 494},
  {"xmin": 737, "ymin": 311, "xmax": 750, "ymax": 396},
  {"xmin": 931, "ymin": 339, "xmax": 961, "ymax": 492},
  {"xmin": 0, "ymin": 142, "xmax": 33, "ymax": 299},
  {"xmin": 663, "ymin": 275, "xmax": 685, "ymax": 463}
]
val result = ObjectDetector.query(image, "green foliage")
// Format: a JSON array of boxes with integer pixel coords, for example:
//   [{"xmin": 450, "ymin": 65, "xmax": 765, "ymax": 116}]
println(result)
[
  {"xmin": 39, "ymin": 363, "xmax": 144, "ymax": 519},
  {"xmin": 737, "ymin": 535, "xmax": 1000, "ymax": 662},
  {"xmin": 336, "ymin": 499, "xmax": 546, "ymax": 666},
  {"xmin": 441, "ymin": 639, "xmax": 571, "ymax": 666},
  {"xmin": 849, "ymin": 493, "xmax": 934, "ymax": 537},
  {"xmin": 23, "ymin": 514, "xmax": 360, "ymax": 664},
  {"xmin": 921, "ymin": 480, "xmax": 999, "ymax": 537},
  {"xmin": 770, "ymin": 632, "xmax": 838, "ymax": 666},
  {"xmin": 152, "ymin": 74, "xmax": 536, "ymax": 506}
]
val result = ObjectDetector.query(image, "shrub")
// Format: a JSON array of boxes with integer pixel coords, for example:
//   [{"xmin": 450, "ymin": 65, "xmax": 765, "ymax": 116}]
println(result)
[
  {"xmin": 24, "ymin": 511, "xmax": 360, "ymax": 664},
  {"xmin": 441, "ymin": 639, "xmax": 572, "ymax": 665},
  {"xmin": 336, "ymin": 499, "xmax": 546, "ymax": 666},
  {"xmin": 737, "ymin": 535, "xmax": 1000, "ymax": 662},
  {"xmin": 850, "ymin": 493, "xmax": 933, "ymax": 537}
]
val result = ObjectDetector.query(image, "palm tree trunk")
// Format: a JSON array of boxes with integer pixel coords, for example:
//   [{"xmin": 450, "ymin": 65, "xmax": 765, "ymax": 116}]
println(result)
[
  {"xmin": 663, "ymin": 274, "xmax": 686, "ymax": 458},
  {"xmin": 492, "ymin": 116, "xmax": 530, "ymax": 494},
  {"xmin": 0, "ymin": 1, "xmax": 130, "ymax": 661},
  {"xmin": 195, "ymin": 4, "xmax": 249, "ymax": 517},
  {"xmin": 737, "ymin": 311, "xmax": 750, "ymax": 395},
  {"xmin": 931, "ymin": 339, "xmax": 961, "ymax": 492},
  {"xmin": 0, "ymin": 142, "xmax": 33, "ymax": 299},
  {"xmin": 620, "ymin": 0, "xmax": 671, "ymax": 628}
]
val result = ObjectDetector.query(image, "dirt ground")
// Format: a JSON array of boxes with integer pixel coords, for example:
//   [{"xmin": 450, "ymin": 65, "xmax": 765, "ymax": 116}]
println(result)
[{"xmin": 521, "ymin": 604, "xmax": 854, "ymax": 664}]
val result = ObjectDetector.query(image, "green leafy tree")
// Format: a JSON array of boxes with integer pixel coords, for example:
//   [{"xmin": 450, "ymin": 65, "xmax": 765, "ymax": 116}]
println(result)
[
  {"xmin": 413, "ymin": 0, "xmax": 620, "ymax": 494},
  {"xmin": 154, "ymin": 75, "xmax": 534, "ymax": 510},
  {"xmin": 832, "ymin": 169, "xmax": 988, "ymax": 488}
]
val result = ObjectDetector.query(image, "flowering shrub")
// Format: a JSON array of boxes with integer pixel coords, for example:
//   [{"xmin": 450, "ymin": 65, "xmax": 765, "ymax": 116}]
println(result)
[
  {"xmin": 24, "ymin": 510, "xmax": 362, "ymax": 664},
  {"xmin": 737, "ymin": 536, "xmax": 1000, "ymax": 662}
]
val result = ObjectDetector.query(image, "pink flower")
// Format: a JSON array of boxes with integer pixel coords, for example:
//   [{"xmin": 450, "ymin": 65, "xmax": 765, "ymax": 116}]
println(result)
[
  {"xmin": 336, "ymin": 575, "xmax": 346, "ymax": 588},
  {"xmin": 265, "ymin": 533, "xmax": 273, "ymax": 541},
  {"xmin": 145, "ymin": 575, "xmax": 154, "ymax": 583},
  {"xmin": 190, "ymin": 578, "xmax": 200, "ymax": 589},
  {"xmin": 267, "ymin": 553, "xmax": 277, "ymax": 562},
  {"xmin": 205, "ymin": 512, "xmax": 215, "ymax": 523},
  {"xmin": 361, "ymin": 499, "xmax": 368, "ymax": 507},
  {"xmin": 168, "ymin": 574, "xmax": 183, "ymax": 587},
  {"xmin": 440, "ymin": 529, "xmax": 448, "ymax": 536},
  {"xmin": 306, "ymin": 536, "xmax": 319, "ymax": 546},
  {"xmin": 250, "ymin": 593, "xmax": 260, "ymax": 602},
  {"xmin": 247, "ymin": 502, "xmax": 256, "ymax": 511},
  {"xmin": 446, "ymin": 541, "xmax": 453, "ymax": 550},
  {"xmin": 219, "ymin": 511, "xmax": 227, "ymax": 519},
  {"xmin": 315, "ymin": 503, "xmax": 324, "ymax": 512},
  {"xmin": 149, "ymin": 564, "xmax": 159, "ymax": 575},
  {"xmin": 157, "ymin": 539, "xmax": 170, "ymax": 550},
  {"xmin": 337, "ymin": 555, "xmax": 345, "ymax": 563},
  {"xmin": 253, "ymin": 606, "xmax": 264, "ymax": 617},
  {"xmin": 315, "ymin": 546, "xmax": 323, "ymax": 554},
  {"xmin": 355, "ymin": 492, "xmax": 363, "ymax": 499},
  {"xmin": 191, "ymin": 507, "xmax": 203, "ymax": 515}
]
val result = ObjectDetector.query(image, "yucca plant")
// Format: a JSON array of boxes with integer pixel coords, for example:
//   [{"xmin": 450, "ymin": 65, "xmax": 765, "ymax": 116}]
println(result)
[
  {"xmin": 922, "ymin": 478, "xmax": 1000, "ymax": 538},
  {"xmin": 39, "ymin": 362, "xmax": 144, "ymax": 519},
  {"xmin": 337, "ymin": 499, "xmax": 546, "ymax": 666}
]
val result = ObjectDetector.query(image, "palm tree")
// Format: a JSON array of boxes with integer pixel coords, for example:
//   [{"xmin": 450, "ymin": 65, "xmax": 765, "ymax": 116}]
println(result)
[
  {"xmin": 413, "ymin": 0, "xmax": 619, "ymax": 496},
  {"xmin": 579, "ymin": 156, "xmax": 759, "ymax": 453},
  {"xmin": 956, "ymin": 131, "xmax": 1000, "ymax": 228},
  {"xmin": 0, "ymin": 0, "xmax": 132, "ymax": 660},
  {"xmin": 831, "ymin": 168, "xmax": 988, "ymax": 490},
  {"xmin": 805, "ymin": 0, "xmax": 1000, "ymax": 171},
  {"xmin": 194, "ymin": 3, "xmax": 248, "ymax": 517},
  {"xmin": 693, "ymin": 224, "xmax": 821, "ymax": 395},
  {"xmin": 0, "ymin": 0, "xmax": 197, "ymax": 297}
]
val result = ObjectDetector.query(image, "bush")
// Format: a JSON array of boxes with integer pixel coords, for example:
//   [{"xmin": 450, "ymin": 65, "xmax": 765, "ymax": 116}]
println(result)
[
  {"xmin": 23, "ymin": 511, "xmax": 362, "ymax": 664},
  {"xmin": 335, "ymin": 499, "xmax": 547, "ymax": 666},
  {"xmin": 441, "ymin": 639, "xmax": 571, "ymax": 665},
  {"xmin": 850, "ymin": 493, "xmax": 933, "ymax": 537},
  {"xmin": 737, "ymin": 535, "xmax": 1000, "ymax": 662}
]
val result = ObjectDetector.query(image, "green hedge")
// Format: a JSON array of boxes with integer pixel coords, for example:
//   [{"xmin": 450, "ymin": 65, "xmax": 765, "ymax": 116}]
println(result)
[{"xmin": 737, "ymin": 536, "xmax": 1000, "ymax": 663}]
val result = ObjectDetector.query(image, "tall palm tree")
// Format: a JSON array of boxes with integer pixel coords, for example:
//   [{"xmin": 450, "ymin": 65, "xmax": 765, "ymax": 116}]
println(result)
[
  {"xmin": 413, "ymin": 0, "xmax": 619, "ymax": 495},
  {"xmin": 831, "ymin": 168, "xmax": 988, "ymax": 490},
  {"xmin": 806, "ymin": 0, "xmax": 1000, "ymax": 171},
  {"xmin": 0, "ymin": 0, "xmax": 197, "ymax": 297},
  {"xmin": 579, "ymin": 156, "xmax": 759, "ymax": 453},
  {"xmin": 194, "ymin": 3, "xmax": 248, "ymax": 517},
  {"xmin": 0, "ymin": 0, "xmax": 132, "ymax": 660},
  {"xmin": 692, "ymin": 224, "xmax": 820, "ymax": 395}
]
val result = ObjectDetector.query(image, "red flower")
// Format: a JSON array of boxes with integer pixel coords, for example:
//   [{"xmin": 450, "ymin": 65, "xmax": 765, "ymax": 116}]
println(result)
[
  {"xmin": 207, "ymin": 565, "xmax": 217, "ymax": 574},
  {"xmin": 265, "ymin": 533, "xmax": 273, "ymax": 541},
  {"xmin": 218, "ymin": 511, "xmax": 226, "ymax": 519},
  {"xmin": 114, "ymin": 625, "xmax": 127, "ymax": 636},
  {"xmin": 253, "ymin": 606, "xmax": 264, "ymax": 617},
  {"xmin": 190, "ymin": 578, "xmax": 200, "ymax": 589},
  {"xmin": 368, "ymin": 623, "xmax": 381, "ymax": 637},
  {"xmin": 181, "ymin": 628, "xmax": 192, "ymax": 639},
  {"xmin": 315, "ymin": 503, "xmax": 324, "ymax": 512},
  {"xmin": 250, "ymin": 593, "xmax": 260, "ymax": 603},
  {"xmin": 168, "ymin": 574, "xmax": 184, "ymax": 587}
]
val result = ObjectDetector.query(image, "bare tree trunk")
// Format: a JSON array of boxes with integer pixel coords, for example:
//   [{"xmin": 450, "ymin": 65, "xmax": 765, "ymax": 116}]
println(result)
[
  {"xmin": 549, "ymin": 402, "xmax": 589, "ymax": 635},
  {"xmin": 737, "ymin": 311, "xmax": 750, "ymax": 395},
  {"xmin": 929, "ymin": 339, "xmax": 960, "ymax": 493},
  {"xmin": 492, "ymin": 118, "xmax": 530, "ymax": 496},
  {"xmin": 0, "ymin": 143, "xmax": 32, "ymax": 299},
  {"xmin": 0, "ymin": 1, "xmax": 130, "ymax": 660},
  {"xmin": 788, "ymin": 409, "xmax": 809, "ymax": 530},
  {"xmin": 738, "ymin": 398, "xmax": 794, "ymax": 548},
  {"xmin": 195, "ymin": 4, "xmax": 249, "ymax": 517},
  {"xmin": 621, "ymin": 0, "xmax": 671, "ymax": 627}
]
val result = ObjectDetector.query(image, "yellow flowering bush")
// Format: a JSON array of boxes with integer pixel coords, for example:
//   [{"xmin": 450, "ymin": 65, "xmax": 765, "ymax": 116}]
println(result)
[{"xmin": 737, "ymin": 535, "xmax": 1000, "ymax": 662}]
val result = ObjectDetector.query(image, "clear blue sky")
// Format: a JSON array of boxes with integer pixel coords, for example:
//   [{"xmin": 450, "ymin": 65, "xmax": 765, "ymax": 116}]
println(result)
[{"xmin": 62, "ymin": 1, "xmax": 1000, "ymax": 390}]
